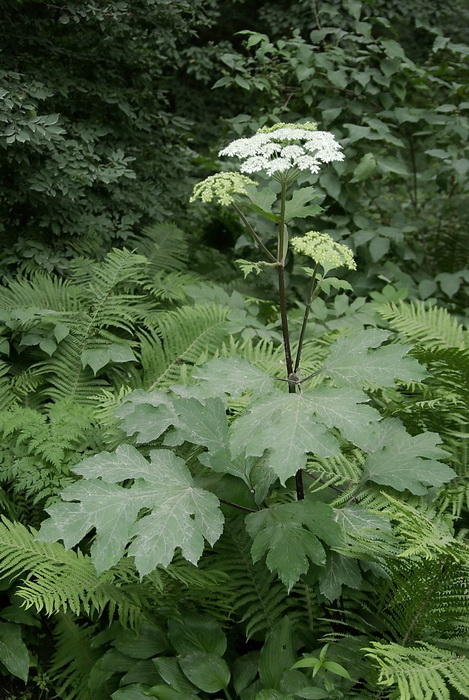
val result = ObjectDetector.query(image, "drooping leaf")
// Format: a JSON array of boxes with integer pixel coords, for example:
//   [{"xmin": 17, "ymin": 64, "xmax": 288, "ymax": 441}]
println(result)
[
  {"xmin": 230, "ymin": 391, "xmax": 340, "ymax": 484},
  {"xmin": 167, "ymin": 613, "xmax": 227, "ymax": 656},
  {"xmin": 318, "ymin": 551, "xmax": 362, "ymax": 601},
  {"xmin": 362, "ymin": 419, "xmax": 456, "ymax": 495},
  {"xmin": 178, "ymin": 652, "xmax": 231, "ymax": 693},
  {"xmin": 0, "ymin": 622, "xmax": 29, "ymax": 682},
  {"xmin": 81, "ymin": 343, "xmax": 136, "ymax": 374},
  {"xmin": 259, "ymin": 618, "xmax": 296, "ymax": 690},
  {"xmin": 323, "ymin": 329, "xmax": 427, "ymax": 387},
  {"xmin": 351, "ymin": 152, "xmax": 377, "ymax": 182},
  {"xmin": 153, "ymin": 657, "xmax": 199, "ymax": 695},
  {"xmin": 246, "ymin": 501, "xmax": 343, "ymax": 590},
  {"xmin": 37, "ymin": 446, "xmax": 224, "ymax": 576}
]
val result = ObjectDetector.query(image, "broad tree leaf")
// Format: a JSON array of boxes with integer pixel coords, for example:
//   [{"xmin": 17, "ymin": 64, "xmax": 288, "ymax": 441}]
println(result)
[
  {"xmin": 167, "ymin": 613, "xmax": 227, "ymax": 656},
  {"xmin": 284, "ymin": 187, "xmax": 322, "ymax": 221},
  {"xmin": 164, "ymin": 397, "xmax": 230, "ymax": 454},
  {"xmin": 362, "ymin": 419, "xmax": 456, "ymax": 495},
  {"xmin": 323, "ymin": 329, "xmax": 427, "ymax": 387},
  {"xmin": 179, "ymin": 652, "xmax": 231, "ymax": 693},
  {"xmin": 334, "ymin": 505, "xmax": 395, "ymax": 545},
  {"xmin": 244, "ymin": 185, "xmax": 279, "ymax": 222},
  {"xmin": 82, "ymin": 343, "xmax": 136, "ymax": 374},
  {"xmin": 192, "ymin": 355, "xmax": 275, "ymax": 399},
  {"xmin": 318, "ymin": 551, "xmax": 362, "ymax": 601},
  {"xmin": 37, "ymin": 446, "xmax": 224, "ymax": 576},
  {"xmin": 246, "ymin": 501, "xmax": 343, "ymax": 590},
  {"xmin": 116, "ymin": 391, "xmax": 177, "ymax": 444},
  {"xmin": 230, "ymin": 391, "xmax": 340, "ymax": 484},
  {"xmin": 303, "ymin": 387, "xmax": 382, "ymax": 449},
  {"xmin": 0, "ymin": 622, "xmax": 29, "ymax": 682}
]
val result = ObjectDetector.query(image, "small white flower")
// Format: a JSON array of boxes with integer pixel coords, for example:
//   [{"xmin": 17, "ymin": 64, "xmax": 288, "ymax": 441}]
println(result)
[{"xmin": 218, "ymin": 122, "xmax": 344, "ymax": 178}]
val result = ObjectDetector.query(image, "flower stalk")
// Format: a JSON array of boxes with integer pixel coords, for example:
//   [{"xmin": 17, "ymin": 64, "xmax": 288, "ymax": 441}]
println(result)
[{"xmin": 191, "ymin": 121, "xmax": 353, "ymax": 503}]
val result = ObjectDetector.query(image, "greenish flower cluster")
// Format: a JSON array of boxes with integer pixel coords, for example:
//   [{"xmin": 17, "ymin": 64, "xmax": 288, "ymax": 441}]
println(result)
[
  {"xmin": 190, "ymin": 172, "xmax": 255, "ymax": 206},
  {"xmin": 257, "ymin": 121, "xmax": 317, "ymax": 134},
  {"xmin": 291, "ymin": 231, "xmax": 356, "ymax": 270}
]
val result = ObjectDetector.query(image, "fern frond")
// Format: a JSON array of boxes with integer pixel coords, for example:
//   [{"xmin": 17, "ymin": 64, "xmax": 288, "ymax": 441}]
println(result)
[
  {"xmin": 140, "ymin": 304, "xmax": 229, "ymax": 390},
  {"xmin": 129, "ymin": 222, "xmax": 189, "ymax": 272},
  {"xmin": 145, "ymin": 270, "xmax": 200, "ymax": 303},
  {"xmin": 48, "ymin": 614, "xmax": 107, "ymax": 700},
  {"xmin": 0, "ymin": 273, "xmax": 82, "ymax": 312},
  {"xmin": 208, "ymin": 516, "xmax": 291, "ymax": 639},
  {"xmin": 379, "ymin": 301, "xmax": 467, "ymax": 348},
  {"xmin": 0, "ymin": 518, "xmax": 143, "ymax": 627},
  {"xmin": 378, "ymin": 495, "xmax": 468, "ymax": 562},
  {"xmin": 373, "ymin": 558, "xmax": 469, "ymax": 645},
  {"xmin": 364, "ymin": 641, "xmax": 469, "ymax": 699}
]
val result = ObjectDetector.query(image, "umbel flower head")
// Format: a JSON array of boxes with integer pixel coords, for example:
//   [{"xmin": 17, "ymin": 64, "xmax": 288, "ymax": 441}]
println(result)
[
  {"xmin": 291, "ymin": 231, "xmax": 356, "ymax": 271},
  {"xmin": 190, "ymin": 172, "xmax": 256, "ymax": 206},
  {"xmin": 219, "ymin": 121, "xmax": 344, "ymax": 178}
]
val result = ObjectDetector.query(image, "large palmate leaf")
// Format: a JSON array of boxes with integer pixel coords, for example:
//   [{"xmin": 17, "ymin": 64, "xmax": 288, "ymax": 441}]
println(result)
[
  {"xmin": 164, "ymin": 397, "xmax": 230, "ymax": 454},
  {"xmin": 362, "ymin": 419, "xmax": 456, "ymax": 495},
  {"xmin": 116, "ymin": 390, "xmax": 178, "ymax": 444},
  {"xmin": 38, "ymin": 445, "xmax": 224, "ymax": 577},
  {"xmin": 230, "ymin": 390, "xmax": 340, "ymax": 483},
  {"xmin": 284, "ymin": 186, "xmax": 323, "ymax": 220},
  {"xmin": 323, "ymin": 329, "xmax": 427, "ymax": 387},
  {"xmin": 191, "ymin": 355, "xmax": 275, "ymax": 400},
  {"xmin": 302, "ymin": 387, "xmax": 382, "ymax": 449},
  {"xmin": 246, "ymin": 500, "xmax": 343, "ymax": 590}
]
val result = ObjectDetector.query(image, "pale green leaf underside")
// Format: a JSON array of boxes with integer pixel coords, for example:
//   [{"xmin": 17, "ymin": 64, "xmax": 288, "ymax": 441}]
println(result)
[{"xmin": 37, "ymin": 446, "xmax": 224, "ymax": 576}]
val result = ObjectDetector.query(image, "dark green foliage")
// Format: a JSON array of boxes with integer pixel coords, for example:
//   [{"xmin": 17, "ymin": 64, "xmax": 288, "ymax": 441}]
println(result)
[
  {"xmin": 0, "ymin": 3, "xmax": 468, "ymax": 700},
  {"xmin": 0, "ymin": 0, "xmax": 214, "ymax": 255}
]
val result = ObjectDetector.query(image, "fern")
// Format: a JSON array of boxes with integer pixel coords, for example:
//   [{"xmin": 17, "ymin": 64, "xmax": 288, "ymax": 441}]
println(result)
[
  {"xmin": 208, "ymin": 516, "xmax": 292, "ymax": 639},
  {"xmin": 373, "ymin": 558, "xmax": 469, "ymax": 646},
  {"xmin": 128, "ymin": 222, "xmax": 189, "ymax": 273},
  {"xmin": 48, "ymin": 614, "xmax": 109, "ymax": 700},
  {"xmin": 0, "ymin": 272, "xmax": 82, "ymax": 313},
  {"xmin": 139, "ymin": 304, "xmax": 229, "ymax": 390},
  {"xmin": 379, "ymin": 300, "xmax": 467, "ymax": 348},
  {"xmin": 37, "ymin": 249, "xmax": 150, "ymax": 403},
  {"xmin": 364, "ymin": 641, "xmax": 469, "ymax": 699},
  {"xmin": 144, "ymin": 269, "xmax": 201, "ymax": 303},
  {"xmin": 0, "ymin": 518, "xmax": 144, "ymax": 627}
]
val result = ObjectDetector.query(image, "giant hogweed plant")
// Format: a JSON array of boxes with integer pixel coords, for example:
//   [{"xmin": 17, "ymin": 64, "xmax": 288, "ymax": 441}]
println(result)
[{"xmin": 4, "ymin": 123, "xmax": 469, "ymax": 699}]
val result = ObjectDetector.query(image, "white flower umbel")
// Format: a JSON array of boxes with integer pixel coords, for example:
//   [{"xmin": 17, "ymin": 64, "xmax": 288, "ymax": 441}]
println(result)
[
  {"xmin": 219, "ymin": 122, "xmax": 344, "ymax": 180},
  {"xmin": 190, "ymin": 172, "xmax": 256, "ymax": 206},
  {"xmin": 291, "ymin": 230, "xmax": 356, "ymax": 271}
]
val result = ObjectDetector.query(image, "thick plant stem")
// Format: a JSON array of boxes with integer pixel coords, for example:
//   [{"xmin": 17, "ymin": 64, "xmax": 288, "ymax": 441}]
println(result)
[
  {"xmin": 294, "ymin": 261, "xmax": 319, "ymax": 374},
  {"xmin": 277, "ymin": 181, "xmax": 304, "ymax": 500},
  {"xmin": 277, "ymin": 264, "xmax": 294, "ymax": 378}
]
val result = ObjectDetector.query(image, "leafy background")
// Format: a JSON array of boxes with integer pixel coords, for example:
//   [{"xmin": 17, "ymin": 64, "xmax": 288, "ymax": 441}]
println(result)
[{"xmin": 0, "ymin": 0, "xmax": 468, "ymax": 699}]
